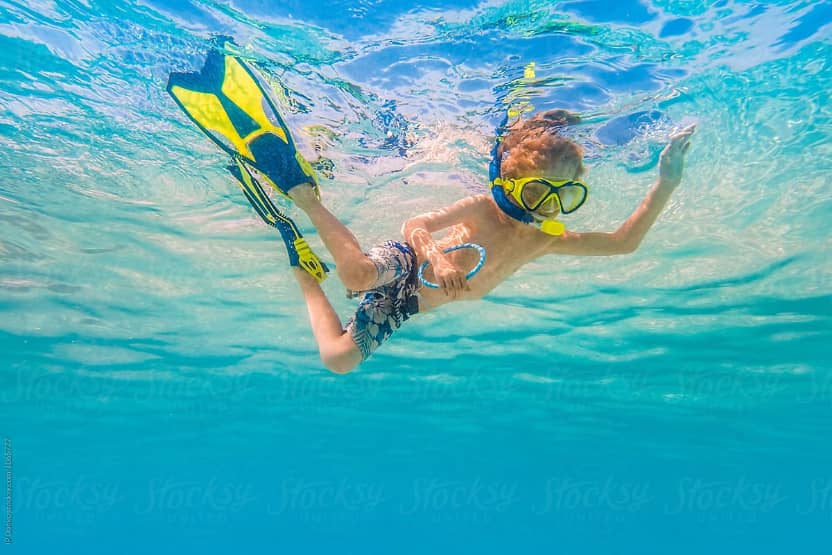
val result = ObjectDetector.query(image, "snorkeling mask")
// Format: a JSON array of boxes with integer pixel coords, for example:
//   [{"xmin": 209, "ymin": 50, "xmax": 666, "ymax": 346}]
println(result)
[{"xmin": 493, "ymin": 176, "xmax": 587, "ymax": 235}]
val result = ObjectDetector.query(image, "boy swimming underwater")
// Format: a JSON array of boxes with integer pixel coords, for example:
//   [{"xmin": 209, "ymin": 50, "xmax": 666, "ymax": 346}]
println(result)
[
  {"xmin": 168, "ymin": 51, "xmax": 695, "ymax": 374},
  {"xmin": 288, "ymin": 113, "xmax": 694, "ymax": 373}
]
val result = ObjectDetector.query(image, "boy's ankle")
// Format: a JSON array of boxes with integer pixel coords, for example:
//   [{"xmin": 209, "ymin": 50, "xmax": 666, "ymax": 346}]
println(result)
[{"xmin": 289, "ymin": 182, "xmax": 318, "ymax": 208}]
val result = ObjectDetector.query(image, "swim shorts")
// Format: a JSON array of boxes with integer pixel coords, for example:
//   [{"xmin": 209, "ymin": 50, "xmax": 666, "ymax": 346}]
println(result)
[{"xmin": 345, "ymin": 240, "xmax": 420, "ymax": 361}]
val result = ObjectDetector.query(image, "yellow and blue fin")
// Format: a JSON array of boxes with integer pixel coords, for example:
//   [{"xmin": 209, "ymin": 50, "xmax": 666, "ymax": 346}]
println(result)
[
  {"xmin": 167, "ymin": 50, "xmax": 319, "ymax": 200},
  {"xmin": 228, "ymin": 158, "xmax": 328, "ymax": 283}
]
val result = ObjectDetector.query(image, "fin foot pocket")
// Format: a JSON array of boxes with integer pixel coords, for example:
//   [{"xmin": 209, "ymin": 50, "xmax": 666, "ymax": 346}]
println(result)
[{"xmin": 227, "ymin": 159, "xmax": 328, "ymax": 283}]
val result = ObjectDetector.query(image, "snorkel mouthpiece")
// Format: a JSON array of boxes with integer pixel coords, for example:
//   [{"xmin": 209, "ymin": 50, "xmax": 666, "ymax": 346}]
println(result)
[{"xmin": 539, "ymin": 219, "xmax": 565, "ymax": 236}]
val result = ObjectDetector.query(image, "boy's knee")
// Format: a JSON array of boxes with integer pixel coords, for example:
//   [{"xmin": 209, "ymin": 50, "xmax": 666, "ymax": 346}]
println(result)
[
  {"xmin": 321, "ymin": 352, "xmax": 359, "ymax": 374},
  {"xmin": 320, "ymin": 340, "xmax": 362, "ymax": 375},
  {"xmin": 338, "ymin": 258, "xmax": 377, "ymax": 292}
]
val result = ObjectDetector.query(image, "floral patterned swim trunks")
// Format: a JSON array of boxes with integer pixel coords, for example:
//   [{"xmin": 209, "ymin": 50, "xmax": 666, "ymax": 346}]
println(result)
[{"xmin": 345, "ymin": 240, "xmax": 420, "ymax": 361}]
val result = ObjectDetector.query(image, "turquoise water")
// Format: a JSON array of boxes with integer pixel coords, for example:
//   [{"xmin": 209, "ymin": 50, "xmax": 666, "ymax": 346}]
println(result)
[{"xmin": 1, "ymin": 0, "xmax": 830, "ymax": 552}]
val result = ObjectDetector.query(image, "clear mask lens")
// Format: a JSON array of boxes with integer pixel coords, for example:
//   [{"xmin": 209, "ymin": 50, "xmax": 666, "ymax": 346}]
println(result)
[
  {"xmin": 557, "ymin": 184, "xmax": 586, "ymax": 213},
  {"xmin": 520, "ymin": 181, "xmax": 551, "ymax": 209}
]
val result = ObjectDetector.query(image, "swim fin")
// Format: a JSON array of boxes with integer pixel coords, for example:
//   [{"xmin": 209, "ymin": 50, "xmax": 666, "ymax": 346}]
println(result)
[
  {"xmin": 227, "ymin": 158, "xmax": 329, "ymax": 282},
  {"xmin": 167, "ymin": 50, "xmax": 319, "ymax": 200}
]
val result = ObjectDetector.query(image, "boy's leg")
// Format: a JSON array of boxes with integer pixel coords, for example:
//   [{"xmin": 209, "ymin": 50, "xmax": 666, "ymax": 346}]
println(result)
[
  {"xmin": 293, "ymin": 268, "xmax": 363, "ymax": 374},
  {"xmin": 289, "ymin": 184, "xmax": 377, "ymax": 291}
]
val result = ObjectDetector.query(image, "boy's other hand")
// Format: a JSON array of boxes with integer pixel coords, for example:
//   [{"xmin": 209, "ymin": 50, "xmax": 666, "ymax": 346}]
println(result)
[
  {"xmin": 431, "ymin": 256, "xmax": 470, "ymax": 298},
  {"xmin": 659, "ymin": 124, "xmax": 696, "ymax": 187}
]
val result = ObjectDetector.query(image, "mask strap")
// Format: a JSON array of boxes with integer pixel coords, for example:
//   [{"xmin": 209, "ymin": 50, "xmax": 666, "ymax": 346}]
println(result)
[{"xmin": 491, "ymin": 183, "xmax": 533, "ymax": 224}]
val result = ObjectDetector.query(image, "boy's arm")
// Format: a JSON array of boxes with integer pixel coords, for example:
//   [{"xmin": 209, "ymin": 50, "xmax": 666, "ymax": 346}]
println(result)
[
  {"xmin": 548, "ymin": 124, "xmax": 695, "ymax": 257},
  {"xmin": 401, "ymin": 195, "xmax": 488, "ymax": 296}
]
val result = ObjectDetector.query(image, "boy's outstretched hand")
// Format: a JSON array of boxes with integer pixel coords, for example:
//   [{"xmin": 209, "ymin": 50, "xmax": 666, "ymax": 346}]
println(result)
[{"xmin": 659, "ymin": 124, "xmax": 696, "ymax": 187}]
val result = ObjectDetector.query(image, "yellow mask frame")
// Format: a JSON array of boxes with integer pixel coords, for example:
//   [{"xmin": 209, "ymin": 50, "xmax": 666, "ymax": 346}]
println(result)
[{"xmin": 499, "ymin": 177, "xmax": 589, "ymax": 214}]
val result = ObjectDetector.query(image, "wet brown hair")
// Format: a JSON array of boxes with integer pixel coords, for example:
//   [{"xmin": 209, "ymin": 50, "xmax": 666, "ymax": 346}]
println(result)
[{"xmin": 498, "ymin": 109, "xmax": 585, "ymax": 180}]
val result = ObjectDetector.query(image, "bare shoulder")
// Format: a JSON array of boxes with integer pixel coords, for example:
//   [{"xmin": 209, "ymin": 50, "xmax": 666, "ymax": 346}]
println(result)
[
  {"xmin": 461, "ymin": 194, "xmax": 506, "ymax": 229},
  {"xmin": 406, "ymin": 193, "xmax": 497, "ymax": 232},
  {"xmin": 467, "ymin": 193, "xmax": 499, "ymax": 216},
  {"xmin": 438, "ymin": 194, "xmax": 495, "ymax": 223},
  {"xmin": 451, "ymin": 193, "xmax": 493, "ymax": 209}
]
